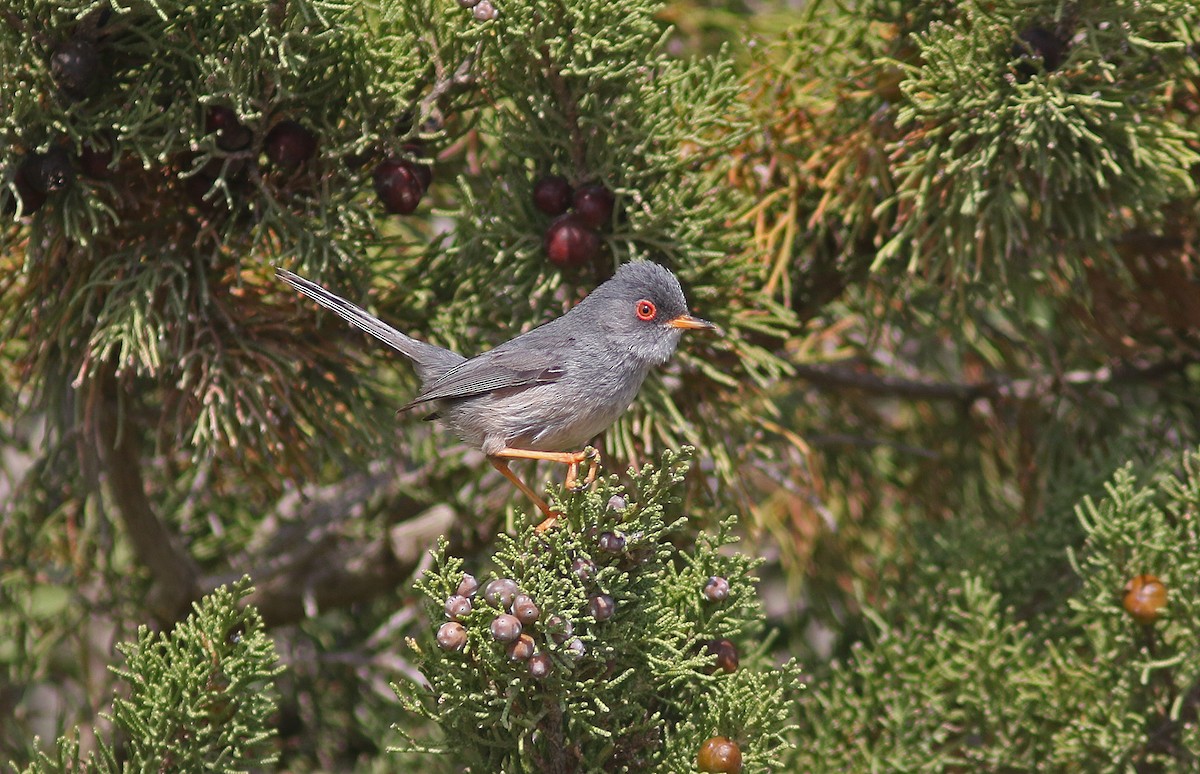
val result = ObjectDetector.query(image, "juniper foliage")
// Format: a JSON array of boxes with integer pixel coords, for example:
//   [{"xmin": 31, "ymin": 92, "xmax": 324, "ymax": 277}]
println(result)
[
  {"xmin": 16, "ymin": 578, "xmax": 281, "ymax": 773},
  {"xmin": 400, "ymin": 449, "xmax": 801, "ymax": 772}
]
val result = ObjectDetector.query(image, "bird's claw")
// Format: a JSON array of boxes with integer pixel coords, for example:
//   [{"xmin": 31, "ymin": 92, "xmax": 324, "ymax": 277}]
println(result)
[{"xmin": 565, "ymin": 448, "xmax": 601, "ymax": 492}]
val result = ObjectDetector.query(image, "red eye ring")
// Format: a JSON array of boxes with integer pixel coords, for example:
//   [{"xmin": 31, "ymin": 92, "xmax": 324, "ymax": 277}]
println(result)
[{"xmin": 635, "ymin": 299, "xmax": 656, "ymax": 321}]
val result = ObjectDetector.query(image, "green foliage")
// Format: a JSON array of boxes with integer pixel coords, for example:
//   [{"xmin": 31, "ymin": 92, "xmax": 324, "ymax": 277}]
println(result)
[
  {"xmin": 745, "ymin": 0, "xmax": 1200, "ymax": 312},
  {"xmin": 17, "ymin": 578, "xmax": 282, "ymax": 773},
  {"xmin": 880, "ymin": 0, "xmax": 1200, "ymax": 291},
  {"xmin": 731, "ymin": 0, "xmax": 1200, "ymax": 666},
  {"xmin": 400, "ymin": 449, "xmax": 801, "ymax": 772},
  {"xmin": 793, "ymin": 448, "xmax": 1200, "ymax": 771}
]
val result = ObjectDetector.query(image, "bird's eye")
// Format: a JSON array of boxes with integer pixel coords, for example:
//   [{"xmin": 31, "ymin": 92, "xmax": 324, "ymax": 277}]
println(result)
[{"xmin": 635, "ymin": 300, "xmax": 656, "ymax": 321}]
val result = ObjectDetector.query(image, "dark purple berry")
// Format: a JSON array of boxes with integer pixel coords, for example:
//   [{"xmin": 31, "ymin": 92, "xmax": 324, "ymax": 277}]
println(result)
[
  {"xmin": 512, "ymin": 594, "xmax": 540, "ymax": 625},
  {"xmin": 490, "ymin": 614, "xmax": 522, "ymax": 643},
  {"xmin": 606, "ymin": 494, "xmax": 627, "ymax": 512},
  {"xmin": 572, "ymin": 557, "xmax": 596, "ymax": 583},
  {"xmin": 528, "ymin": 653, "xmax": 553, "ymax": 678},
  {"xmin": 206, "ymin": 106, "xmax": 253, "ymax": 152},
  {"xmin": 572, "ymin": 183, "xmax": 615, "ymax": 228},
  {"xmin": 79, "ymin": 140, "xmax": 114, "ymax": 179},
  {"xmin": 5, "ymin": 169, "xmax": 46, "ymax": 216},
  {"xmin": 456, "ymin": 573, "xmax": 480, "ymax": 598},
  {"xmin": 437, "ymin": 622, "xmax": 467, "ymax": 652},
  {"xmin": 50, "ymin": 39, "xmax": 102, "ymax": 100},
  {"xmin": 444, "ymin": 595, "xmax": 473, "ymax": 620},
  {"xmin": 597, "ymin": 531, "xmax": 625, "ymax": 554},
  {"xmin": 483, "ymin": 578, "xmax": 520, "ymax": 609},
  {"xmin": 206, "ymin": 105, "xmax": 237, "ymax": 132},
  {"xmin": 373, "ymin": 159, "xmax": 424, "ymax": 214},
  {"xmin": 458, "ymin": 0, "xmax": 479, "ymax": 7},
  {"xmin": 506, "ymin": 633, "xmax": 535, "ymax": 662},
  {"xmin": 1012, "ymin": 25, "xmax": 1069, "ymax": 82},
  {"xmin": 703, "ymin": 576, "xmax": 730, "ymax": 602},
  {"xmin": 544, "ymin": 213, "xmax": 599, "ymax": 267},
  {"xmin": 23, "ymin": 149, "xmax": 75, "ymax": 194},
  {"xmin": 532, "ymin": 175, "xmax": 572, "ymax": 216},
  {"xmin": 546, "ymin": 615, "xmax": 573, "ymax": 644},
  {"xmin": 705, "ymin": 638, "xmax": 739, "ymax": 674},
  {"xmin": 564, "ymin": 637, "xmax": 586, "ymax": 660},
  {"xmin": 265, "ymin": 120, "xmax": 317, "ymax": 167},
  {"xmin": 588, "ymin": 594, "xmax": 615, "ymax": 622}
]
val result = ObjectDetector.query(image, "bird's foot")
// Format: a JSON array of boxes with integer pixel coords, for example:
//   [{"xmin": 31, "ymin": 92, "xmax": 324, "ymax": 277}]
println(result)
[{"xmin": 564, "ymin": 447, "xmax": 600, "ymax": 492}]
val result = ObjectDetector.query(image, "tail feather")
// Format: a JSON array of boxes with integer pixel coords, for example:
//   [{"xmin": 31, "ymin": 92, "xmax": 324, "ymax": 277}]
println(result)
[{"xmin": 276, "ymin": 268, "xmax": 465, "ymax": 382}]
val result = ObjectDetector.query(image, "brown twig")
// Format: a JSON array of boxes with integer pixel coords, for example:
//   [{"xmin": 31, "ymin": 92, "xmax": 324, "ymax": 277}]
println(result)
[{"xmin": 419, "ymin": 41, "xmax": 484, "ymax": 132}]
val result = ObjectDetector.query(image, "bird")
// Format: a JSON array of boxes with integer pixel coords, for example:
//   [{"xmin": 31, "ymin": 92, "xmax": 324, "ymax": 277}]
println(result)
[{"xmin": 277, "ymin": 261, "xmax": 718, "ymax": 529}]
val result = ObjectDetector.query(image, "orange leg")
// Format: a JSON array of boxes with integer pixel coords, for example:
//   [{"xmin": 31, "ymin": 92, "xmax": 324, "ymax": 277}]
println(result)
[
  {"xmin": 488, "ymin": 447, "xmax": 600, "ymax": 531},
  {"xmin": 568, "ymin": 448, "xmax": 601, "ymax": 491}
]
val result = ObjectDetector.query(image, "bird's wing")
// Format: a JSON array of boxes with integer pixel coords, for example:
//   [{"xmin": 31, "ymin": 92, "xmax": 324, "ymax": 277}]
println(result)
[{"xmin": 399, "ymin": 346, "xmax": 564, "ymax": 411}]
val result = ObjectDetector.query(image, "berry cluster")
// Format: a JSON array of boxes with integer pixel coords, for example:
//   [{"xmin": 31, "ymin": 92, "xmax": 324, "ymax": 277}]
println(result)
[
  {"xmin": 696, "ymin": 572, "xmax": 744, "ymax": 767},
  {"xmin": 5, "ymin": 7, "xmax": 442, "ymax": 227},
  {"xmin": 435, "ymin": 572, "xmax": 587, "ymax": 680},
  {"xmin": 187, "ymin": 106, "xmax": 324, "ymax": 211},
  {"xmin": 413, "ymin": 454, "xmax": 778, "ymax": 769},
  {"xmin": 4, "ymin": 140, "xmax": 115, "ymax": 216},
  {"xmin": 532, "ymin": 175, "xmax": 616, "ymax": 268},
  {"xmin": 3, "ymin": 18, "xmax": 111, "ymax": 216},
  {"xmin": 191, "ymin": 105, "xmax": 437, "ymax": 219},
  {"xmin": 7, "ymin": 13, "xmax": 445, "ymax": 225}
]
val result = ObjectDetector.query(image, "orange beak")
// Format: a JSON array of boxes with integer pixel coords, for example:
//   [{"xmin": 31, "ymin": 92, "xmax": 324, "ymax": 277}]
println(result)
[{"xmin": 668, "ymin": 314, "xmax": 721, "ymax": 333}]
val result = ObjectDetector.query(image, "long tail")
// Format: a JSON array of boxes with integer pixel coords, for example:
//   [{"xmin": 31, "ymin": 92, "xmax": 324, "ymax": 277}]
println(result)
[{"xmin": 276, "ymin": 268, "xmax": 465, "ymax": 382}]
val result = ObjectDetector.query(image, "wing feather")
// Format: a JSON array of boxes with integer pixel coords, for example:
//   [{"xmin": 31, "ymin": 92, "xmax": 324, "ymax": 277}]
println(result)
[{"xmin": 399, "ymin": 348, "xmax": 564, "ymax": 411}]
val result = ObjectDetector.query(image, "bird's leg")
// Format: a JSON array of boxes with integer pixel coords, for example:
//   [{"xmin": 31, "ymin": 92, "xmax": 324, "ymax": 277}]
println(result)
[
  {"xmin": 488, "ymin": 457, "xmax": 560, "ymax": 531},
  {"xmin": 488, "ymin": 447, "xmax": 597, "ymax": 531}
]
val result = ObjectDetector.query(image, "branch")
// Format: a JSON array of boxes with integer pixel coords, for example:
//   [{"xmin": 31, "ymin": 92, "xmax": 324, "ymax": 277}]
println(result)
[
  {"xmin": 419, "ymin": 41, "xmax": 483, "ymax": 131},
  {"xmin": 212, "ymin": 460, "xmax": 471, "ymax": 627},
  {"xmin": 791, "ymin": 362, "xmax": 985, "ymax": 402},
  {"xmin": 92, "ymin": 386, "xmax": 203, "ymax": 624},
  {"xmin": 90, "ymin": 375, "xmax": 484, "ymax": 628},
  {"xmin": 793, "ymin": 356, "xmax": 1197, "ymax": 405}
]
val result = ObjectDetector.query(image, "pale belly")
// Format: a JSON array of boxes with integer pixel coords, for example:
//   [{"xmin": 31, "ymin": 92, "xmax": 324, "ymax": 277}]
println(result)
[{"xmin": 440, "ymin": 365, "xmax": 650, "ymax": 455}]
